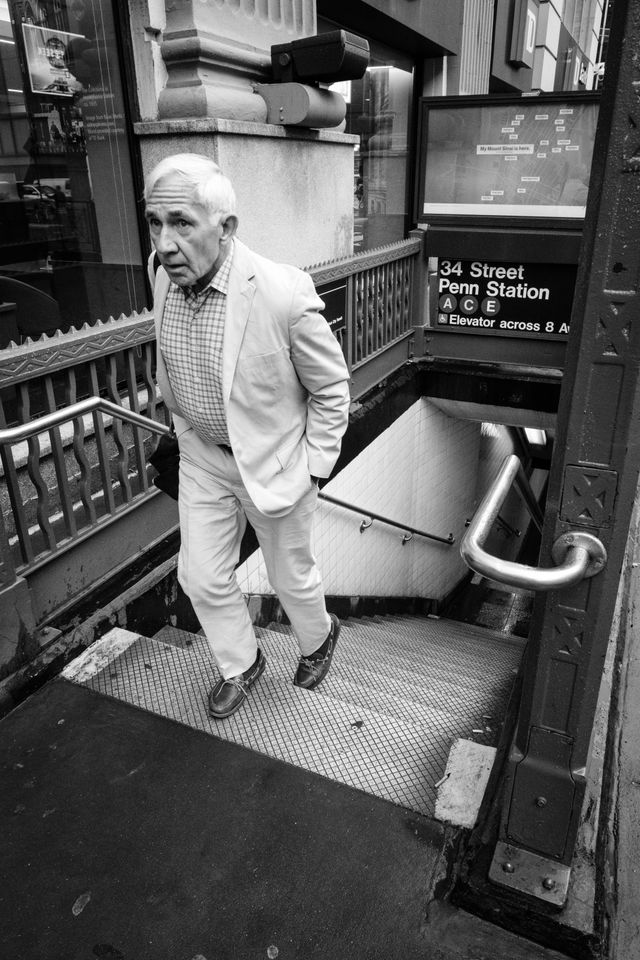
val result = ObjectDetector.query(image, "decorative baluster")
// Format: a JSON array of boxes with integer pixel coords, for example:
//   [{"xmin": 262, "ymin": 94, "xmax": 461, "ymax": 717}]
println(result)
[
  {"xmin": 355, "ymin": 271, "xmax": 364, "ymax": 364},
  {"xmin": 345, "ymin": 274, "xmax": 354, "ymax": 372},
  {"xmin": 124, "ymin": 350, "xmax": 149, "ymax": 494},
  {"xmin": 375, "ymin": 265, "xmax": 385, "ymax": 352},
  {"xmin": 18, "ymin": 383, "xmax": 56, "ymax": 555},
  {"xmin": 65, "ymin": 368, "xmax": 96, "ymax": 527},
  {"xmin": 43, "ymin": 374, "xmax": 77, "ymax": 540},
  {"xmin": 378, "ymin": 266, "xmax": 385, "ymax": 346},
  {"xmin": 0, "ymin": 396, "xmax": 33, "ymax": 566},
  {"xmin": 369, "ymin": 266, "xmax": 377, "ymax": 354},
  {"xmin": 105, "ymin": 355, "xmax": 132, "ymax": 503},
  {"xmin": 366, "ymin": 268, "xmax": 376, "ymax": 358},
  {"xmin": 385, "ymin": 261, "xmax": 393, "ymax": 345},
  {"xmin": 393, "ymin": 260, "xmax": 402, "ymax": 339},
  {"xmin": 390, "ymin": 260, "xmax": 397, "ymax": 340},
  {"xmin": 403, "ymin": 258, "xmax": 412, "ymax": 332},
  {"xmin": 140, "ymin": 342, "xmax": 166, "ymax": 486},
  {"xmin": 0, "ymin": 507, "xmax": 17, "ymax": 590},
  {"xmin": 88, "ymin": 360, "xmax": 117, "ymax": 515},
  {"xmin": 141, "ymin": 342, "xmax": 159, "ymax": 424},
  {"xmin": 365, "ymin": 267, "xmax": 374, "ymax": 356}
]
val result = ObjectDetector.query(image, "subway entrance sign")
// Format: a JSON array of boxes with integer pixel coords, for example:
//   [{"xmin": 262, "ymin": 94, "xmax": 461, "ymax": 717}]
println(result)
[
  {"xmin": 415, "ymin": 92, "xmax": 599, "ymax": 368},
  {"xmin": 435, "ymin": 258, "xmax": 576, "ymax": 339}
]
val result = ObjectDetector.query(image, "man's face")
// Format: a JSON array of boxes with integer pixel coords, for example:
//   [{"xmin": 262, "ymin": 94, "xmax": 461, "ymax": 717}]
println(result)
[
  {"xmin": 145, "ymin": 173, "xmax": 233, "ymax": 288},
  {"xmin": 45, "ymin": 38, "xmax": 67, "ymax": 70}
]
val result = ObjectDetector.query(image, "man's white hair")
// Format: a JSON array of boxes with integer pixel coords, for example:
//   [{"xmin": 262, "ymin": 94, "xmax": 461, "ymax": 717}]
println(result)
[{"xmin": 144, "ymin": 153, "xmax": 237, "ymax": 221}]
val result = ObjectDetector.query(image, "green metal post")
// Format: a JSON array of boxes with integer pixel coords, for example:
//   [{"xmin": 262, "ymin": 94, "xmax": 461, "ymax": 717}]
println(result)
[{"xmin": 490, "ymin": 0, "xmax": 640, "ymax": 906}]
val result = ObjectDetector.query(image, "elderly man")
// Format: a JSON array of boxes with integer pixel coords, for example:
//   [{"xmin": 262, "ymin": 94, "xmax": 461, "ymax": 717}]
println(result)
[{"xmin": 145, "ymin": 153, "xmax": 350, "ymax": 719}]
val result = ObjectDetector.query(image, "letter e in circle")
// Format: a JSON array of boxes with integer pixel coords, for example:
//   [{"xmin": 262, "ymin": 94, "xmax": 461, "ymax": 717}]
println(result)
[{"xmin": 481, "ymin": 297, "xmax": 500, "ymax": 316}]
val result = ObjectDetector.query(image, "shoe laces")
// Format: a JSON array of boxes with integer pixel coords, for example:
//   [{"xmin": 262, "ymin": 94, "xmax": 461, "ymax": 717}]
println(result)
[
  {"xmin": 223, "ymin": 651, "xmax": 262, "ymax": 692},
  {"xmin": 224, "ymin": 675, "xmax": 250, "ymax": 695},
  {"xmin": 299, "ymin": 645, "xmax": 332, "ymax": 669}
]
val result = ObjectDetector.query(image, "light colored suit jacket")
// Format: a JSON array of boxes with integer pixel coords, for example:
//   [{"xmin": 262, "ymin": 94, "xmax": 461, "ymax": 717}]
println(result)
[{"xmin": 150, "ymin": 239, "xmax": 350, "ymax": 517}]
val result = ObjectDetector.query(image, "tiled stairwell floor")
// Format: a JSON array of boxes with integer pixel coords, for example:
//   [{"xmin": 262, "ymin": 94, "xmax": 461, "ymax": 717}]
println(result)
[{"xmin": 77, "ymin": 616, "xmax": 524, "ymax": 818}]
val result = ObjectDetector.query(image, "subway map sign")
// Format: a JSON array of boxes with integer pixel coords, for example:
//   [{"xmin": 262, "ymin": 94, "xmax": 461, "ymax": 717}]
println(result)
[
  {"xmin": 435, "ymin": 258, "xmax": 577, "ymax": 338},
  {"xmin": 418, "ymin": 93, "xmax": 599, "ymax": 222}
]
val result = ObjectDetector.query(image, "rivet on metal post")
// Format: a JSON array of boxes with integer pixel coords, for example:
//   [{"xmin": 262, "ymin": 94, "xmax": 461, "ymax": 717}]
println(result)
[
  {"xmin": 535, "ymin": 796, "xmax": 547, "ymax": 807},
  {"xmin": 489, "ymin": 840, "xmax": 571, "ymax": 907}
]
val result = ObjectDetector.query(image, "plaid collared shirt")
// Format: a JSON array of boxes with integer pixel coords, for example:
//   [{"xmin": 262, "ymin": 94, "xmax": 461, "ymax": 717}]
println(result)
[{"xmin": 160, "ymin": 244, "xmax": 234, "ymax": 444}]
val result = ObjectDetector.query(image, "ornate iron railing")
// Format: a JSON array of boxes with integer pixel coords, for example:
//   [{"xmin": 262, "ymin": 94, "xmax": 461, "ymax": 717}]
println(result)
[
  {"xmin": 0, "ymin": 312, "xmax": 168, "ymax": 574},
  {"xmin": 309, "ymin": 236, "xmax": 421, "ymax": 371}
]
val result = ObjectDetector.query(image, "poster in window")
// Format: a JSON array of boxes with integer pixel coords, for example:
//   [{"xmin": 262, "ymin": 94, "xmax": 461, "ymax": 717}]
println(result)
[{"xmin": 22, "ymin": 23, "xmax": 84, "ymax": 97}]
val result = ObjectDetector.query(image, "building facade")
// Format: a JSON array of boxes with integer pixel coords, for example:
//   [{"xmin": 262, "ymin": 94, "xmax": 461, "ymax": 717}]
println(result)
[{"xmin": 0, "ymin": 0, "xmax": 607, "ymax": 346}]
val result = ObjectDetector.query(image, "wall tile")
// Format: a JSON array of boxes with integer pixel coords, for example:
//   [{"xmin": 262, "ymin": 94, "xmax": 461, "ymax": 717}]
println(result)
[{"xmin": 237, "ymin": 399, "xmax": 483, "ymax": 603}]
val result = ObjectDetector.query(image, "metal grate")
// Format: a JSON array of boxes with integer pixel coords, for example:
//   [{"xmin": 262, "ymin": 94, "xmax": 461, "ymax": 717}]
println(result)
[{"xmin": 82, "ymin": 615, "xmax": 523, "ymax": 817}]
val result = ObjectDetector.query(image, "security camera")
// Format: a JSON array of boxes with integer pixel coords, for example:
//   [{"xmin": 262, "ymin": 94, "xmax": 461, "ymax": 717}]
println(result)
[
  {"xmin": 271, "ymin": 30, "xmax": 369, "ymax": 85},
  {"xmin": 256, "ymin": 29, "xmax": 369, "ymax": 128}
]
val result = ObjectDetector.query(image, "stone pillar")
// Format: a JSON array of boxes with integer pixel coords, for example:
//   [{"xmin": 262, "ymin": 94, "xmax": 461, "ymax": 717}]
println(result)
[
  {"xmin": 136, "ymin": 118, "xmax": 358, "ymax": 265},
  {"xmin": 158, "ymin": 0, "xmax": 316, "ymax": 121},
  {"xmin": 139, "ymin": 1, "xmax": 355, "ymax": 267}
]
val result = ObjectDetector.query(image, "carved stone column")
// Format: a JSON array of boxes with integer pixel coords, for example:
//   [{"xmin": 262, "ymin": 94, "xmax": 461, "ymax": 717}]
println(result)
[{"xmin": 158, "ymin": 0, "xmax": 316, "ymax": 121}]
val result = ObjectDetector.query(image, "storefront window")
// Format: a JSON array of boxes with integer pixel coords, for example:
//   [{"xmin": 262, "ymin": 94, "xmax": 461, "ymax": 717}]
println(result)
[
  {"xmin": 0, "ymin": 0, "xmax": 145, "ymax": 348},
  {"xmin": 322, "ymin": 23, "xmax": 414, "ymax": 252}
]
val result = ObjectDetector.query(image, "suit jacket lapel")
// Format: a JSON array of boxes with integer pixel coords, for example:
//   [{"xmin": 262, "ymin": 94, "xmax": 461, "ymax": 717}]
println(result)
[{"xmin": 222, "ymin": 239, "xmax": 256, "ymax": 403}]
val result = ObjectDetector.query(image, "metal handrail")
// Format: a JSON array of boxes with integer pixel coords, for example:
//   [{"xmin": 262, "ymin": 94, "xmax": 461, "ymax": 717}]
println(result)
[
  {"xmin": 461, "ymin": 455, "xmax": 607, "ymax": 592},
  {"xmin": 0, "ymin": 397, "xmax": 171, "ymax": 445},
  {"xmin": 319, "ymin": 491, "xmax": 455, "ymax": 545},
  {"xmin": 0, "ymin": 399, "xmax": 455, "ymax": 549}
]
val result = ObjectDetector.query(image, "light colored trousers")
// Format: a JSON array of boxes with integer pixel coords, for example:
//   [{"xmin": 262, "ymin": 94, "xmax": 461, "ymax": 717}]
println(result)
[{"xmin": 177, "ymin": 428, "xmax": 331, "ymax": 679}]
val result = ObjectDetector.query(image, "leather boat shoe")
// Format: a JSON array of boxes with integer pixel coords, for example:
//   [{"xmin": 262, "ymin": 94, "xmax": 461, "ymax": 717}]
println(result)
[
  {"xmin": 208, "ymin": 649, "xmax": 266, "ymax": 719},
  {"xmin": 294, "ymin": 614, "xmax": 340, "ymax": 690}
]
